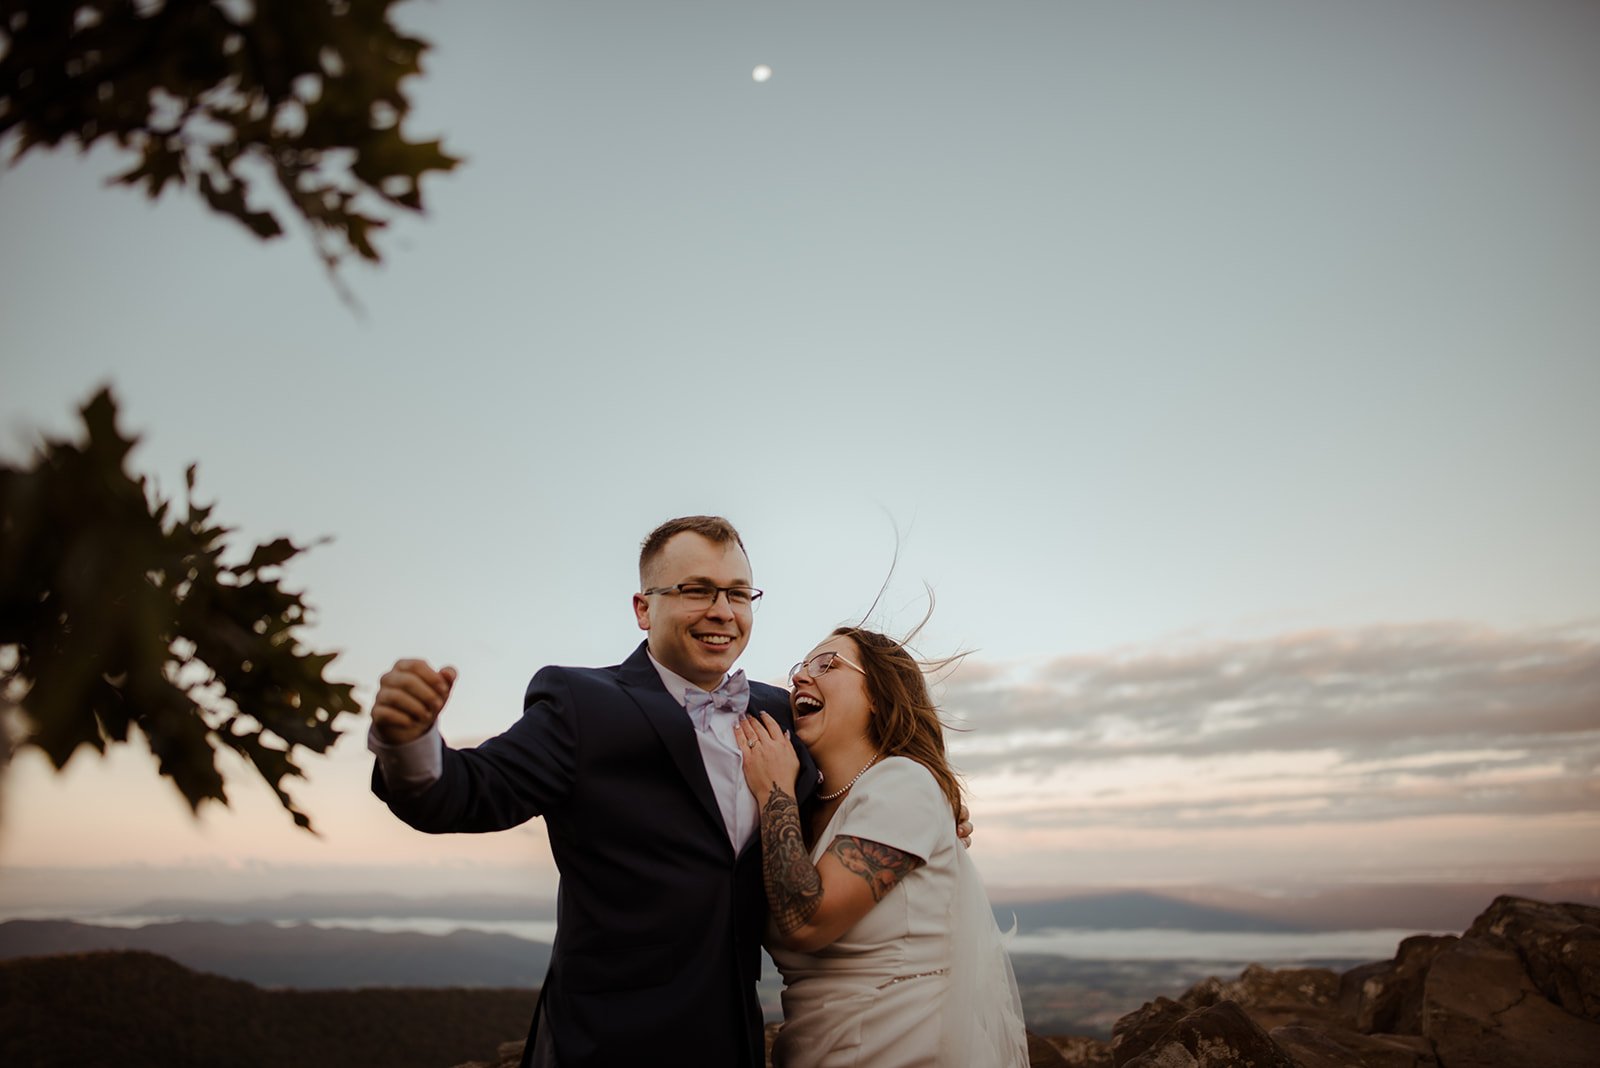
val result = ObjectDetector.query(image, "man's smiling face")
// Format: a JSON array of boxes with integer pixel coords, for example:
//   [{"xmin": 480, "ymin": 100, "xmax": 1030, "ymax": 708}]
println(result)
[{"xmin": 633, "ymin": 532, "xmax": 754, "ymax": 690}]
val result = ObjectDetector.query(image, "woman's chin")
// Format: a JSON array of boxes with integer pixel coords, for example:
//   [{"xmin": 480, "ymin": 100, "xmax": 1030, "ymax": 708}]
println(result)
[{"xmin": 793, "ymin": 713, "xmax": 823, "ymax": 749}]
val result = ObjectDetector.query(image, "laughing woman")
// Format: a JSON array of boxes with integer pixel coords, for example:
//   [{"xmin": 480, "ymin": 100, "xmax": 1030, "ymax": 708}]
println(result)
[{"xmin": 734, "ymin": 625, "xmax": 1028, "ymax": 1068}]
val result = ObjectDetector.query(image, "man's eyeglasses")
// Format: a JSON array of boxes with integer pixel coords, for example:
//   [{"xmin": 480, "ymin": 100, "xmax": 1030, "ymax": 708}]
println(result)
[
  {"xmin": 642, "ymin": 583, "xmax": 764, "ymax": 610},
  {"xmin": 788, "ymin": 650, "xmax": 867, "ymax": 684}
]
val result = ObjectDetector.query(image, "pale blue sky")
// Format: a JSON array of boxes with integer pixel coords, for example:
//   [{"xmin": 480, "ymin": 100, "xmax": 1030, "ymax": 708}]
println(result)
[{"xmin": 1, "ymin": 0, "xmax": 1596, "ymax": 893}]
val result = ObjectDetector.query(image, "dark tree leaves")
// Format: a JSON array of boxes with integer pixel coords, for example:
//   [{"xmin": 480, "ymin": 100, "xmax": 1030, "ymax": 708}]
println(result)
[
  {"xmin": 0, "ymin": 0, "xmax": 460, "ymax": 270},
  {"xmin": 0, "ymin": 389, "xmax": 360, "ymax": 831}
]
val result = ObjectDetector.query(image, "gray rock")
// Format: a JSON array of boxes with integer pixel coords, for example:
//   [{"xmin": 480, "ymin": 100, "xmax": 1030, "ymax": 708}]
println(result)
[
  {"xmin": 1116, "ymin": 999, "xmax": 1296, "ymax": 1068},
  {"xmin": 1339, "ymin": 934, "xmax": 1458, "ymax": 1035},
  {"xmin": 1464, "ymin": 894, "xmax": 1600, "ymax": 1022},
  {"xmin": 1111, "ymin": 997, "xmax": 1194, "ymax": 1066},
  {"xmin": 1271, "ymin": 1024, "xmax": 1436, "ymax": 1068},
  {"xmin": 1028, "ymin": 1031, "xmax": 1075, "ymax": 1066},
  {"xmin": 1422, "ymin": 934, "xmax": 1600, "ymax": 1068},
  {"xmin": 1181, "ymin": 962, "xmax": 1345, "ymax": 1033},
  {"xmin": 1044, "ymin": 1034, "xmax": 1117, "ymax": 1067}
]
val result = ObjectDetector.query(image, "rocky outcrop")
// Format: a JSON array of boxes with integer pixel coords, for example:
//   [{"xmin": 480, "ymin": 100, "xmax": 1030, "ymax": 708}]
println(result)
[
  {"xmin": 1422, "ymin": 933, "xmax": 1600, "ymax": 1068},
  {"xmin": 1463, "ymin": 894, "xmax": 1600, "ymax": 1022},
  {"xmin": 1042, "ymin": 1033, "xmax": 1117, "ymax": 1067},
  {"xmin": 1101, "ymin": 895, "xmax": 1600, "ymax": 1068},
  {"xmin": 1269, "ymin": 1026, "xmax": 1433, "ymax": 1068},
  {"xmin": 1028, "ymin": 1031, "xmax": 1075, "ymax": 1066},
  {"xmin": 1180, "ymin": 964, "xmax": 1346, "ymax": 1034},
  {"xmin": 1340, "ymin": 934, "xmax": 1458, "ymax": 1034},
  {"xmin": 1116, "ymin": 998, "xmax": 1297, "ymax": 1066}
]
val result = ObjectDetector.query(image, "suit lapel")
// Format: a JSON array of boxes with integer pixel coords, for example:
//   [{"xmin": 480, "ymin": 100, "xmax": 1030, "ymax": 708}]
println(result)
[{"xmin": 616, "ymin": 643, "xmax": 729, "ymax": 847}]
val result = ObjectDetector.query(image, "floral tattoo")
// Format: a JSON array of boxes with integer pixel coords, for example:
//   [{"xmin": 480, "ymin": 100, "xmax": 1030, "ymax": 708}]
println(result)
[
  {"xmin": 760, "ymin": 785, "xmax": 823, "ymax": 935},
  {"xmin": 825, "ymin": 835, "xmax": 922, "ymax": 902}
]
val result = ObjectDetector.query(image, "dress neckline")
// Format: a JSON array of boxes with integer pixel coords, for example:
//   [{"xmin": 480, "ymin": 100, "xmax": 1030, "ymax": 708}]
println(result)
[{"xmin": 806, "ymin": 756, "xmax": 898, "ymax": 859}]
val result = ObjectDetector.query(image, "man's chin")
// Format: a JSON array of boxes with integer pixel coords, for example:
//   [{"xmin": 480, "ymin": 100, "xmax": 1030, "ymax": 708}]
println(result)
[
  {"xmin": 698, "ymin": 638, "xmax": 742, "ymax": 659},
  {"xmin": 678, "ymin": 643, "xmax": 742, "ymax": 684}
]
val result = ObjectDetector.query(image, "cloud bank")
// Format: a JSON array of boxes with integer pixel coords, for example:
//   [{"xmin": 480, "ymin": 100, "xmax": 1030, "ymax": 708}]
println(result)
[{"xmin": 944, "ymin": 622, "xmax": 1600, "ymax": 836}]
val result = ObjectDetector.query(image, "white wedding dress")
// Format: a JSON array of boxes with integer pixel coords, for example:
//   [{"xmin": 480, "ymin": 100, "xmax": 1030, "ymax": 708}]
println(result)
[{"xmin": 768, "ymin": 757, "xmax": 1028, "ymax": 1067}]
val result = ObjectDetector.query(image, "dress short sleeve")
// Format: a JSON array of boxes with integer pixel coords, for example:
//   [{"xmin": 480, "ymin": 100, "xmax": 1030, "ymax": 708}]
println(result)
[{"xmin": 831, "ymin": 756, "xmax": 949, "ymax": 863}]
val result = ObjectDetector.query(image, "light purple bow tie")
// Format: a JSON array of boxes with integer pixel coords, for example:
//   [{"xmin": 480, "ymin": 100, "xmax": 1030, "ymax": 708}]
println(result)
[{"xmin": 684, "ymin": 670, "xmax": 750, "ymax": 732}]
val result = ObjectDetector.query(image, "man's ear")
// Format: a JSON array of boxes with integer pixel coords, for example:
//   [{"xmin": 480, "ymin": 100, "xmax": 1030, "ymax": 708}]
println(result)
[{"xmin": 632, "ymin": 593, "xmax": 651, "ymax": 632}]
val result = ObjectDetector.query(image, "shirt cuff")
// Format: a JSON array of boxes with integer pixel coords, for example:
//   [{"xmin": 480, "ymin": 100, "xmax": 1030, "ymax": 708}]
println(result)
[{"xmin": 367, "ymin": 721, "xmax": 444, "ymax": 794}]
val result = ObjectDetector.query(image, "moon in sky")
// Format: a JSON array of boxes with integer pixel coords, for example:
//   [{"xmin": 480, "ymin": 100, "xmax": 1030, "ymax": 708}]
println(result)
[{"xmin": 752, "ymin": 64, "xmax": 773, "ymax": 83}]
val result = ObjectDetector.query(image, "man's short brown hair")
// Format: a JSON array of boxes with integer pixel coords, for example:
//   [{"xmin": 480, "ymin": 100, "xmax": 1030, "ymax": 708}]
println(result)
[{"xmin": 638, "ymin": 516, "xmax": 749, "ymax": 586}]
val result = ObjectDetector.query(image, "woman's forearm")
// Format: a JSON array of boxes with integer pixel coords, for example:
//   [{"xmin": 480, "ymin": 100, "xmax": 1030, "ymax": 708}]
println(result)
[{"xmin": 758, "ymin": 783, "xmax": 822, "ymax": 935}]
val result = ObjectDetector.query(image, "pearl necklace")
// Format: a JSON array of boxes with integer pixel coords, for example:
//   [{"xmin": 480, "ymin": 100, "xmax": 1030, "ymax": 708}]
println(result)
[{"xmin": 818, "ymin": 753, "xmax": 881, "ymax": 802}]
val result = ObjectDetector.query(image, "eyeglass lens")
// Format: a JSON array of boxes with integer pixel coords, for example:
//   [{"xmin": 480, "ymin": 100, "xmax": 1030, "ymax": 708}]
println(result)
[
  {"xmin": 789, "ymin": 652, "xmax": 837, "ymax": 682},
  {"xmin": 678, "ymin": 584, "xmax": 757, "ymax": 605}
]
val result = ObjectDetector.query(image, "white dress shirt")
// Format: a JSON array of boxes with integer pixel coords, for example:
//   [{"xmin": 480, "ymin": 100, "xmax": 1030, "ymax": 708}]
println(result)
[{"xmin": 645, "ymin": 653, "xmax": 759, "ymax": 851}]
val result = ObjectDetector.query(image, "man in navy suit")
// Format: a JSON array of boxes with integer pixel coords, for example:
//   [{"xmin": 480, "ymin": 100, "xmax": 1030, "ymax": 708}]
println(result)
[{"xmin": 369, "ymin": 516, "xmax": 817, "ymax": 1067}]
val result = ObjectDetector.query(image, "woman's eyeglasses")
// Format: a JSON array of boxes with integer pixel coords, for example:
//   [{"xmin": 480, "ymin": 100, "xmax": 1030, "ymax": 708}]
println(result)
[{"xmin": 788, "ymin": 650, "xmax": 867, "ymax": 684}]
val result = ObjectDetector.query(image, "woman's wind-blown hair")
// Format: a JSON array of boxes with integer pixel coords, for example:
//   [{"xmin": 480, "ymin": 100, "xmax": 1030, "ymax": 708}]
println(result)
[{"xmin": 833, "ymin": 601, "xmax": 968, "ymax": 823}]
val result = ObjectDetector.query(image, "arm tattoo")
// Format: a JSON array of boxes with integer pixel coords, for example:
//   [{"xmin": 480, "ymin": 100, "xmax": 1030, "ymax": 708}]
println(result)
[
  {"xmin": 825, "ymin": 835, "xmax": 923, "ymax": 903},
  {"xmin": 760, "ymin": 784, "xmax": 822, "ymax": 935}
]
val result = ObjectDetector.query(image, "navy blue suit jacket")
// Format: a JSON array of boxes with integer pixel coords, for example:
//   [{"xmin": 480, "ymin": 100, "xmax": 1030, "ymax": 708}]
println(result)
[{"xmin": 374, "ymin": 642, "xmax": 819, "ymax": 1068}]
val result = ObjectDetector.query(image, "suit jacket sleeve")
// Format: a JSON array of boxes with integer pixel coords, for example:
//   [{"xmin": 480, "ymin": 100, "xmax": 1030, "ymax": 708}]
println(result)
[{"xmin": 374, "ymin": 664, "xmax": 580, "ymax": 834}]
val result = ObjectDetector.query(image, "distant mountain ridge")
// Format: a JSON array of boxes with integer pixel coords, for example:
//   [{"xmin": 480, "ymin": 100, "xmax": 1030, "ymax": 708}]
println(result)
[
  {"xmin": 0, "ymin": 919, "xmax": 550, "ymax": 989},
  {"xmin": 999, "ymin": 890, "xmax": 1305, "ymax": 933},
  {"xmin": 114, "ymin": 890, "xmax": 559, "ymax": 923},
  {"xmin": 1151, "ymin": 877, "xmax": 1600, "ymax": 933}
]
